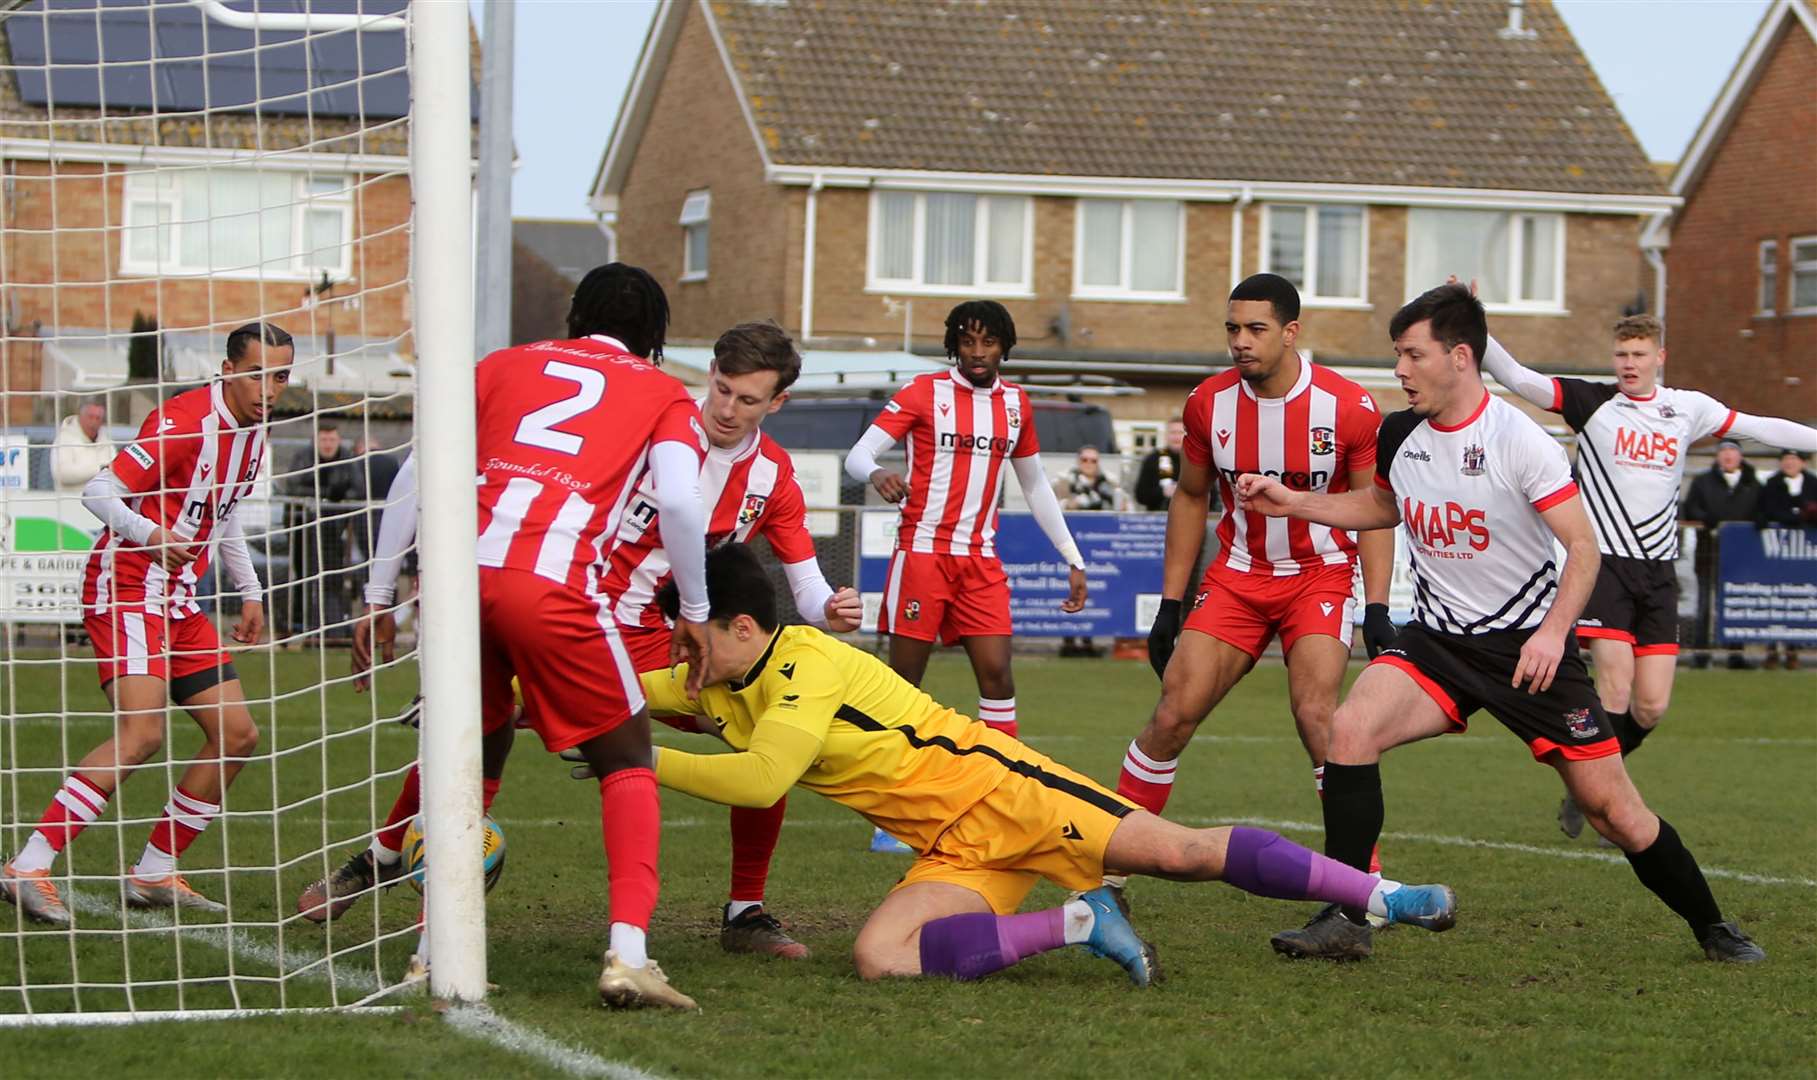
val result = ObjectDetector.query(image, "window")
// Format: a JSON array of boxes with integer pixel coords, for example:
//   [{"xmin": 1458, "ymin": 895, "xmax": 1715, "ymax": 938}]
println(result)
[
  {"xmin": 120, "ymin": 169, "xmax": 352, "ymax": 280},
  {"xmin": 1073, "ymin": 199, "xmax": 1184, "ymax": 300},
  {"xmin": 679, "ymin": 189, "xmax": 710, "ymax": 281},
  {"xmin": 1405, "ymin": 209, "xmax": 1564, "ymax": 311},
  {"xmin": 1790, "ymin": 236, "xmax": 1817, "ymax": 314},
  {"xmin": 867, "ymin": 191, "xmax": 1031, "ymax": 295},
  {"xmin": 1759, "ymin": 240, "xmax": 1778, "ymax": 314},
  {"xmin": 1263, "ymin": 204, "xmax": 1366, "ymax": 303}
]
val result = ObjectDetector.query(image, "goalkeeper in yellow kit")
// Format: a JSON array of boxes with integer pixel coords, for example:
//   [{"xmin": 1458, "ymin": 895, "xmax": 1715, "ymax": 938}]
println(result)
[{"xmin": 602, "ymin": 545, "xmax": 1456, "ymax": 986}]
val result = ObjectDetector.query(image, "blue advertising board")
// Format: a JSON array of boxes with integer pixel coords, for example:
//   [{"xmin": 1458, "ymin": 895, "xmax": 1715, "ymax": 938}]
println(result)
[
  {"xmin": 859, "ymin": 511, "xmax": 1167, "ymax": 637},
  {"xmin": 1715, "ymin": 523, "xmax": 1817, "ymax": 645}
]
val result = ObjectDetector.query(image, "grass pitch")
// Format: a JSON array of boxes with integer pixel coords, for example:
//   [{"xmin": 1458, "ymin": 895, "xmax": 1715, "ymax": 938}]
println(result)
[{"xmin": 2, "ymin": 644, "xmax": 1813, "ymax": 1078}]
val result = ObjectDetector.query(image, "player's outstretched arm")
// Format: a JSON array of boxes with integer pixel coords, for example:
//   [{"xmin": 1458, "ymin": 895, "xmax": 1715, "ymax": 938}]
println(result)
[
  {"xmin": 1724, "ymin": 412, "xmax": 1817, "ymax": 454},
  {"xmin": 1236, "ymin": 473, "xmax": 1401, "ymax": 532},
  {"xmin": 1481, "ymin": 335, "xmax": 1559, "ymax": 412},
  {"xmin": 1011, "ymin": 455, "xmax": 1089, "ymax": 612},
  {"xmin": 781, "ymin": 558, "xmax": 862, "ymax": 632},
  {"xmin": 654, "ymin": 718, "xmax": 825, "ymax": 808}
]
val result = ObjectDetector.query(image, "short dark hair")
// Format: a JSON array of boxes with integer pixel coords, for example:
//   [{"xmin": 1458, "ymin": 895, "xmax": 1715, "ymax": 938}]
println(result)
[
  {"xmin": 944, "ymin": 300, "xmax": 1017, "ymax": 360},
  {"xmin": 1389, "ymin": 284, "xmax": 1487, "ymax": 367},
  {"xmin": 317, "ymin": 420, "xmax": 340, "ymax": 434},
  {"xmin": 656, "ymin": 543, "xmax": 778, "ymax": 630},
  {"xmin": 1228, "ymin": 273, "xmax": 1301, "ymax": 325},
  {"xmin": 226, "ymin": 321, "xmax": 293, "ymax": 361},
  {"xmin": 567, "ymin": 263, "xmax": 670, "ymax": 363},
  {"xmin": 713, "ymin": 321, "xmax": 801, "ymax": 394}
]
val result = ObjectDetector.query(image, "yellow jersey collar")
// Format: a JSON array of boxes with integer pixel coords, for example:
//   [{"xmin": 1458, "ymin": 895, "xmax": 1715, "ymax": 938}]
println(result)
[{"xmin": 729, "ymin": 627, "xmax": 785, "ymax": 691}]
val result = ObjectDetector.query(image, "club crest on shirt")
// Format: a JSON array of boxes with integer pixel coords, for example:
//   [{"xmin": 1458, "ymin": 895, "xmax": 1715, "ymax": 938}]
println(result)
[
  {"xmin": 1460, "ymin": 443, "xmax": 1487, "ymax": 477},
  {"xmin": 1657, "ymin": 403, "xmax": 1677, "ymax": 419},
  {"xmin": 1006, "ymin": 407, "xmax": 1020, "ymax": 429},
  {"xmin": 738, "ymin": 492, "xmax": 768, "ymax": 526},
  {"xmin": 905, "ymin": 600, "xmax": 921, "ymax": 621},
  {"xmin": 1309, "ymin": 426, "xmax": 1335, "ymax": 456},
  {"xmin": 1564, "ymin": 707, "xmax": 1600, "ymax": 739}
]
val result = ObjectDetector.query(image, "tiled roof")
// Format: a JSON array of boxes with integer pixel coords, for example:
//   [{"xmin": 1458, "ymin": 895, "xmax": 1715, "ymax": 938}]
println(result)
[{"xmin": 711, "ymin": 0, "xmax": 1663, "ymax": 196}]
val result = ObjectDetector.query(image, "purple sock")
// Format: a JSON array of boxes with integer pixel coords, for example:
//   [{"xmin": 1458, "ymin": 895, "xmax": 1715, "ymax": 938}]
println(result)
[
  {"xmin": 1222, "ymin": 826, "xmax": 1377, "ymax": 912},
  {"xmin": 918, "ymin": 909, "xmax": 1065, "ymax": 981}
]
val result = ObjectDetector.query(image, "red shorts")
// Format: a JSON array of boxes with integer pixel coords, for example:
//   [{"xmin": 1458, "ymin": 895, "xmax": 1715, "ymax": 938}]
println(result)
[
  {"xmin": 877, "ymin": 550, "xmax": 1012, "ymax": 644},
  {"xmin": 1183, "ymin": 562, "xmax": 1356, "ymax": 660},
  {"xmin": 479, "ymin": 568, "xmax": 642, "ymax": 752},
  {"xmin": 86, "ymin": 607, "xmax": 234, "ymax": 695}
]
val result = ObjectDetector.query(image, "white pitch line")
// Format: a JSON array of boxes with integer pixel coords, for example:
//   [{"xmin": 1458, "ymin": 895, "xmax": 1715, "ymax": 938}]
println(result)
[
  {"xmin": 64, "ymin": 890, "xmax": 384, "ymax": 994},
  {"xmin": 444, "ymin": 1003, "xmax": 665, "ymax": 1080}
]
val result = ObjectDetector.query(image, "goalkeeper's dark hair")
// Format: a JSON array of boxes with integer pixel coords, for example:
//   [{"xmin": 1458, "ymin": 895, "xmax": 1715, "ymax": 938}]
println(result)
[
  {"xmin": 943, "ymin": 300, "xmax": 1017, "ymax": 360},
  {"xmin": 225, "ymin": 321, "xmax": 293, "ymax": 361},
  {"xmin": 655, "ymin": 543, "xmax": 778, "ymax": 630},
  {"xmin": 1390, "ymin": 283, "xmax": 1487, "ymax": 368},
  {"xmin": 567, "ymin": 262, "xmax": 670, "ymax": 363},
  {"xmin": 1229, "ymin": 273, "xmax": 1301, "ymax": 325}
]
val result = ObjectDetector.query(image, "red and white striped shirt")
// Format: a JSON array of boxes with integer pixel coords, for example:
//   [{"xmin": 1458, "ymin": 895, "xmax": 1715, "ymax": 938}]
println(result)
[
  {"xmin": 1183, "ymin": 361, "xmax": 1381, "ymax": 576},
  {"xmin": 474, "ymin": 335, "xmax": 704, "ymax": 593},
  {"xmin": 82, "ymin": 383, "xmax": 266, "ymax": 618},
  {"xmin": 603, "ymin": 427, "xmax": 818, "ymax": 630},
  {"xmin": 870, "ymin": 370, "xmax": 1039, "ymax": 558}
]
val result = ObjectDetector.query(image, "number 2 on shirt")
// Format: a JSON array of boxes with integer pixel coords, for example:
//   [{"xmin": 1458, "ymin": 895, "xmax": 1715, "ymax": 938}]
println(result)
[{"xmin": 514, "ymin": 361, "xmax": 605, "ymax": 455}]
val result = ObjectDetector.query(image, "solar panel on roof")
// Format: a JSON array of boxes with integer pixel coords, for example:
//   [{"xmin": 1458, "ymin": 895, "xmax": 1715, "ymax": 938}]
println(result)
[{"xmin": 1, "ymin": 0, "xmax": 455, "ymax": 121}]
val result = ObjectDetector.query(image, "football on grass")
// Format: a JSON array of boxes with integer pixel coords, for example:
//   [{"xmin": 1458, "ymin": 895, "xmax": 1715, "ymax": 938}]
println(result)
[{"xmin": 400, "ymin": 816, "xmax": 506, "ymax": 895}]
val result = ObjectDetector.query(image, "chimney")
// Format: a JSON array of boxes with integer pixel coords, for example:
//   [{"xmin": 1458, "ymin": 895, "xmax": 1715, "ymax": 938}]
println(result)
[{"xmin": 1499, "ymin": 0, "xmax": 1538, "ymax": 39}]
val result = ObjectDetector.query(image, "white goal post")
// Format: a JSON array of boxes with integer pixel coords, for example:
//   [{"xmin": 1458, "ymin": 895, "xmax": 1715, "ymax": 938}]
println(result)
[{"xmin": 0, "ymin": 0, "xmax": 481, "ymax": 1023}]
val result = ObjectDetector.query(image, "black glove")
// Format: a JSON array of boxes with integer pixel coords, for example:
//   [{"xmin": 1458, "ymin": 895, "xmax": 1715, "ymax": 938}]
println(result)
[
  {"xmin": 395, "ymin": 694, "xmax": 423, "ymax": 729},
  {"xmin": 1362, "ymin": 603, "xmax": 1398, "ymax": 660},
  {"xmin": 1147, "ymin": 598, "xmax": 1184, "ymax": 680}
]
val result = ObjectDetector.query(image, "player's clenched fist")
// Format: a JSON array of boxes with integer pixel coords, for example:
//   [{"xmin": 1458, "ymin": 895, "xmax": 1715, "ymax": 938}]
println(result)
[
  {"xmin": 823, "ymin": 586, "xmax": 863, "ymax": 633},
  {"xmin": 1233, "ymin": 472, "xmax": 1298, "ymax": 517},
  {"xmin": 146, "ymin": 527, "xmax": 198, "ymax": 573},
  {"xmin": 869, "ymin": 468, "xmax": 909, "ymax": 504}
]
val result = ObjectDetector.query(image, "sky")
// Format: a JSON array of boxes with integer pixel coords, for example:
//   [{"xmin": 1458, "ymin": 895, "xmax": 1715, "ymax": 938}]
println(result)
[{"xmin": 478, "ymin": 0, "xmax": 1774, "ymax": 221}]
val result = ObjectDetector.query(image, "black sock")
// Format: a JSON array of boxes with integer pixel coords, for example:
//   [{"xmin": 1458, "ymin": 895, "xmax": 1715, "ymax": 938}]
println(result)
[
  {"xmin": 1612, "ymin": 711, "xmax": 1651, "ymax": 757},
  {"xmin": 1320, "ymin": 762, "xmax": 1383, "ymax": 924},
  {"xmin": 1624, "ymin": 817, "xmax": 1723, "ymax": 937}
]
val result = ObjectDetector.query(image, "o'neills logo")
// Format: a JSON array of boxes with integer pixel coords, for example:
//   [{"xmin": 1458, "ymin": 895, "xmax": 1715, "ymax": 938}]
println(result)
[
  {"xmin": 1401, "ymin": 448, "xmax": 1431, "ymax": 462},
  {"xmin": 940, "ymin": 430, "xmax": 1014, "ymax": 453}
]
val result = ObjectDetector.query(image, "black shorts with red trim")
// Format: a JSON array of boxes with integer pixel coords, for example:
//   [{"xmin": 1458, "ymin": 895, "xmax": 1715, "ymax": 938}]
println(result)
[
  {"xmin": 1577, "ymin": 554, "xmax": 1679, "ymax": 655},
  {"xmin": 1371, "ymin": 622, "xmax": 1619, "ymax": 764}
]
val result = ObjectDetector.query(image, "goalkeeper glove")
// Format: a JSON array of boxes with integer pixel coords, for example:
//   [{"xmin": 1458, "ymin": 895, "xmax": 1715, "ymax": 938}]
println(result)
[
  {"xmin": 1147, "ymin": 598, "xmax": 1184, "ymax": 681},
  {"xmin": 1362, "ymin": 603, "xmax": 1398, "ymax": 660}
]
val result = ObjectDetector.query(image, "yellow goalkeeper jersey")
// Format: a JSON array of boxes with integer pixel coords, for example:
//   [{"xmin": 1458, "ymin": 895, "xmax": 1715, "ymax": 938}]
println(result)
[{"xmin": 644, "ymin": 625, "xmax": 1114, "ymax": 851}]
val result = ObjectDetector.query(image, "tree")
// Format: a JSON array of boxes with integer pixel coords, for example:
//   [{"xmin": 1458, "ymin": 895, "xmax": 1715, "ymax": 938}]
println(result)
[{"xmin": 127, "ymin": 311, "xmax": 160, "ymax": 382}]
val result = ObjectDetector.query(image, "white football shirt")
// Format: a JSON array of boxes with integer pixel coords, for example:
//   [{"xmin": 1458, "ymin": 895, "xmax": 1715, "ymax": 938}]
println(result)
[{"xmin": 1375, "ymin": 393, "xmax": 1578, "ymax": 634}]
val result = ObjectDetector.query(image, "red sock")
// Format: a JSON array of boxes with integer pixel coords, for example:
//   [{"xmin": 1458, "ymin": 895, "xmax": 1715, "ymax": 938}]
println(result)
[
  {"xmin": 728, "ymin": 797, "xmax": 785, "ymax": 903},
  {"xmin": 599, "ymin": 767, "xmax": 660, "ymax": 930},
  {"xmin": 33, "ymin": 774, "xmax": 111, "ymax": 853},
  {"xmin": 1315, "ymin": 765, "xmax": 1381, "ymax": 874},
  {"xmin": 482, "ymin": 777, "xmax": 501, "ymax": 814},
  {"xmin": 376, "ymin": 765, "xmax": 422, "ymax": 852},
  {"xmin": 147, "ymin": 785, "xmax": 219, "ymax": 860},
  {"xmin": 1117, "ymin": 741, "xmax": 1175, "ymax": 815},
  {"xmin": 977, "ymin": 696, "xmax": 1017, "ymax": 738}
]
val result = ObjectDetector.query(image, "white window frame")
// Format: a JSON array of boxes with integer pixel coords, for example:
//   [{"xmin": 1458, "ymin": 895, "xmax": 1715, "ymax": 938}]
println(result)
[
  {"xmin": 1070, "ymin": 198, "xmax": 1187, "ymax": 303},
  {"xmin": 1259, "ymin": 203, "xmax": 1370, "ymax": 309},
  {"xmin": 1758, "ymin": 239, "xmax": 1778, "ymax": 315},
  {"xmin": 864, "ymin": 190, "xmax": 1035, "ymax": 298},
  {"xmin": 118, "ymin": 168, "xmax": 354, "ymax": 282},
  {"xmin": 1788, "ymin": 235, "xmax": 1817, "ymax": 316},
  {"xmin": 1404, "ymin": 208, "xmax": 1568, "ymax": 315},
  {"xmin": 679, "ymin": 189, "xmax": 710, "ymax": 282}
]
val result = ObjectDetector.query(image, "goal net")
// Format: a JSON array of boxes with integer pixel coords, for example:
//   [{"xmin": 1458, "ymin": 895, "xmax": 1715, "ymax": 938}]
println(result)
[{"xmin": 0, "ymin": 0, "xmax": 479, "ymax": 1023}]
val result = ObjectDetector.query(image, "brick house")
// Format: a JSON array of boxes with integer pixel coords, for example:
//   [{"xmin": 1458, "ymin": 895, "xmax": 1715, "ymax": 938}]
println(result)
[
  {"xmin": 1650, "ymin": 0, "xmax": 1817, "ymax": 421},
  {"xmin": 0, "ymin": 0, "xmax": 431, "ymax": 426},
  {"xmin": 592, "ymin": 0, "xmax": 1673, "ymax": 427}
]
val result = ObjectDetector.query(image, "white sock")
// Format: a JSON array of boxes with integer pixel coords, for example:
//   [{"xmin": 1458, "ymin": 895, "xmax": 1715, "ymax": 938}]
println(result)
[
  {"xmin": 370, "ymin": 839, "xmax": 402, "ymax": 866},
  {"xmin": 1366, "ymin": 878, "xmax": 1403, "ymax": 919},
  {"xmin": 1312, "ymin": 764, "xmax": 1325, "ymax": 795},
  {"xmin": 135, "ymin": 842, "xmax": 178, "ymax": 879},
  {"xmin": 610, "ymin": 922, "xmax": 648, "ymax": 968},
  {"xmin": 725, "ymin": 898, "xmax": 763, "ymax": 920},
  {"xmin": 977, "ymin": 696, "xmax": 1016, "ymax": 729},
  {"xmin": 13, "ymin": 832, "xmax": 57, "ymax": 874},
  {"xmin": 1061, "ymin": 899, "xmax": 1095, "ymax": 944}
]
